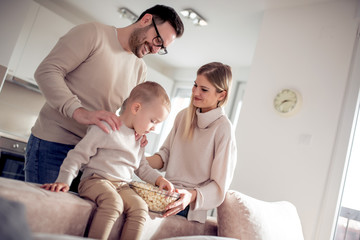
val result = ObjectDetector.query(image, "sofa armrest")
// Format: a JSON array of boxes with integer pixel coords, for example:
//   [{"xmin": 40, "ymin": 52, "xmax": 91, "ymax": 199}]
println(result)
[
  {"xmin": 217, "ymin": 190, "xmax": 304, "ymax": 240},
  {"xmin": 0, "ymin": 177, "xmax": 95, "ymax": 236}
]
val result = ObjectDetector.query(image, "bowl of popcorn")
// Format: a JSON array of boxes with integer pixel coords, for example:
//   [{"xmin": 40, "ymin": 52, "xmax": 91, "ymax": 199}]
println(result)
[{"xmin": 129, "ymin": 181, "xmax": 180, "ymax": 214}]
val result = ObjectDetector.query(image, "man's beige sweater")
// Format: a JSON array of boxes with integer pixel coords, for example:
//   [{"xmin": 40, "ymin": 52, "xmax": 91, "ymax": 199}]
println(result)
[
  {"xmin": 32, "ymin": 22, "xmax": 147, "ymax": 145},
  {"xmin": 157, "ymin": 107, "xmax": 237, "ymax": 223}
]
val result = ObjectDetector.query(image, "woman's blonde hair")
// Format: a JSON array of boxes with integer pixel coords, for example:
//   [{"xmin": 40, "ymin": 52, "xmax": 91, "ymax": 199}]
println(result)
[{"xmin": 183, "ymin": 62, "xmax": 232, "ymax": 140}]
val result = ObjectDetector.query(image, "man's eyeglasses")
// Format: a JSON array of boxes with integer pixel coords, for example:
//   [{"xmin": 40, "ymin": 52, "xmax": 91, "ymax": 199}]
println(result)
[{"xmin": 152, "ymin": 19, "xmax": 168, "ymax": 55}]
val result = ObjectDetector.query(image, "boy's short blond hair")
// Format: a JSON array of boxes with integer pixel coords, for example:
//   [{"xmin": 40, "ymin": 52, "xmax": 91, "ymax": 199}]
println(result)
[{"xmin": 121, "ymin": 81, "xmax": 171, "ymax": 113}]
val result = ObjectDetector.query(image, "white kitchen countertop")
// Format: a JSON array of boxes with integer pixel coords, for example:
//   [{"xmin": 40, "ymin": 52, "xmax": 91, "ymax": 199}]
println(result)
[{"xmin": 0, "ymin": 131, "xmax": 28, "ymax": 143}]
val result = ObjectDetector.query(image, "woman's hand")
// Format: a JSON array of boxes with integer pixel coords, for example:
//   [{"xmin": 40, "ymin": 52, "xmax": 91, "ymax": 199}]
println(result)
[
  {"xmin": 72, "ymin": 107, "xmax": 121, "ymax": 133},
  {"xmin": 163, "ymin": 189, "xmax": 197, "ymax": 218},
  {"xmin": 41, "ymin": 182, "xmax": 70, "ymax": 192}
]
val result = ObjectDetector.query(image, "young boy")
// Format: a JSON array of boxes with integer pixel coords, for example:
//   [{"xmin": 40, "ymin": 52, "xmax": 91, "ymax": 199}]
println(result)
[{"xmin": 42, "ymin": 81, "xmax": 172, "ymax": 240}]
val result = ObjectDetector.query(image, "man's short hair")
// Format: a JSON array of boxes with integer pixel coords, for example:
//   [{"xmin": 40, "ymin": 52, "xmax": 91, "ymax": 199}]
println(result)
[{"xmin": 137, "ymin": 5, "xmax": 184, "ymax": 38}]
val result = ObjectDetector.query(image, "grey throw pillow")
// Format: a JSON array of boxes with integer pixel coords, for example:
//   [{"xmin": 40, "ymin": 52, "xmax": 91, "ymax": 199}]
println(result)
[{"xmin": 0, "ymin": 196, "xmax": 32, "ymax": 240}]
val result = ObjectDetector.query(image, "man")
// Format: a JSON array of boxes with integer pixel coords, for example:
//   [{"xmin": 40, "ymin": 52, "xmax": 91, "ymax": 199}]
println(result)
[{"xmin": 25, "ymin": 5, "xmax": 184, "ymax": 190}]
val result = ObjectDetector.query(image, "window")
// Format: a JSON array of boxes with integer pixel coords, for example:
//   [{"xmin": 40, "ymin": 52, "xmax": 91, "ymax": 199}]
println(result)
[
  {"xmin": 157, "ymin": 87, "xmax": 192, "ymax": 148},
  {"xmin": 145, "ymin": 83, "xmax": 192, "ymax": 155},
  {"xmin": 227, "ymin": 81, "xmax": 246, "ymax": 130}
]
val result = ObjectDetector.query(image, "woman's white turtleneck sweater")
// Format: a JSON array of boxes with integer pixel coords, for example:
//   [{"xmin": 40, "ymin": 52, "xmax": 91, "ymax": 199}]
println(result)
[{"xmin": 157, "ymin": 107, "xmax": 237, "ymax": 223}]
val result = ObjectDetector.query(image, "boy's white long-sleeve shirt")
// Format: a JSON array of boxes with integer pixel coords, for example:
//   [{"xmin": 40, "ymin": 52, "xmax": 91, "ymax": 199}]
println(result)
[
  {"xmin": 156, "ymin": 107, "xmax": 237, "ymax": 223},
  {"xmin": 56, "ymin": 122, "xmax": 160, "ymax": 186}
]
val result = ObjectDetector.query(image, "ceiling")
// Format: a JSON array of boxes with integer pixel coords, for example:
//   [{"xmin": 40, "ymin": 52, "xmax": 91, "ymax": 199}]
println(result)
[{"xmin": 35, "ymin": 0, "xmax": 330, "ymax": 81}]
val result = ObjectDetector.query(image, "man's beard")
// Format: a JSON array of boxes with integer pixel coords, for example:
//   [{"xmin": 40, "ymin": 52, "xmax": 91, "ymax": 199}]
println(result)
[{"xmin": 129, "ymin": 26, "xmax": 151, "ymax": 58}]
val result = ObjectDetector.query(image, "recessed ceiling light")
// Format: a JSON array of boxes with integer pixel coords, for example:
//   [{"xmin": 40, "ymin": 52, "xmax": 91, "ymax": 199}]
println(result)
[
  {"xmin": 180, "ymin": 10, "xmax": 190, "ymax": 18},
  {"xmin": 118, "ymin": 7, "xmax": 138, "ymax": 23},
  {"xmin": 180, "ymin": 9, "xmax": 207, "ymax": 27}
]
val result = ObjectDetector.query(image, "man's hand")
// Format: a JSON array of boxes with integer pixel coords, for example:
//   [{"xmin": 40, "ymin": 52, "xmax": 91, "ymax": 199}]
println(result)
[
  {"xmin": 73, "ymin": 107, "xmax": 121, "ymax": 133},
  {"xmin": 162, "ymin": 189, "xmax": 197, "ymax": 218},
  {"xmin": 41, "ymin": 182, "xmax": 70, "ymax": 192}
]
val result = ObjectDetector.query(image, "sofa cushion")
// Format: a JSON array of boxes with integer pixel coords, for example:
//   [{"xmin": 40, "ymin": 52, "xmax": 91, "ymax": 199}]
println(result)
[
  {"xmin": 32, "ymin": 233, "xmax": 94, "ymax": 240},
  {"xmin": 217, "ymin": 190, "xmax": 304, "ymax": 240},
  {"xmin": 162, "ymin": 236, "xmax": 238, "ymax": 240},
  {"xmin": 144, "ymin": 215, "xmax": 218, "ymax": 240},
  {"xmin": 107, "ymin": 213, "xmax": 217, "ymax": 240}
]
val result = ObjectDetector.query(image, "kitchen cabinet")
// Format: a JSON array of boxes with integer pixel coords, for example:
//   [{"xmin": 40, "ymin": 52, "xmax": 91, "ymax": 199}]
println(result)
[
  {"xmin": 8, "ymin": 2, "xmax": 74, "ymax": 85},
  {"xmin": 0, "ymin": 81, "xmax": 45, "ymax": 140}
]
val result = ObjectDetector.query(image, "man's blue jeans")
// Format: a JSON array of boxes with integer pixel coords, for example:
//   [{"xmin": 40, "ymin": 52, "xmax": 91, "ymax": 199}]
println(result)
[{"xmin": 25, "ymin": 134, "xmax": 75, "ymax": 185}]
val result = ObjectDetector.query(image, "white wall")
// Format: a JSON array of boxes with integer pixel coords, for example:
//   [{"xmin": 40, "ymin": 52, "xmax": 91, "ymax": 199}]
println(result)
[{"xmin": 231, "ymin": 0, "xmax": 359, "ymax": 239}]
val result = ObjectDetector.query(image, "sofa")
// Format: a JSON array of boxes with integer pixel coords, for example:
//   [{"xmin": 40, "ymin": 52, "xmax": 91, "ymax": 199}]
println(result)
[{"xmin": 0, "ymin": 177, "xmax": 304, "ymax": 240}]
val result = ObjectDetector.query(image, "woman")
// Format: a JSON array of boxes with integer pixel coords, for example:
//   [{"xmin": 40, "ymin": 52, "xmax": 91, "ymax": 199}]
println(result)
[{"xmin": 147, "ymin": 62, "xmax": 237, "ymax": 223}]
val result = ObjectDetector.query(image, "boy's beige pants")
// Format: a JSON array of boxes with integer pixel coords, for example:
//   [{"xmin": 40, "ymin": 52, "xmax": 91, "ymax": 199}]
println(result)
[{"xmin": 79, "ymin": 174, "xmax": 148, "ymax": 240}]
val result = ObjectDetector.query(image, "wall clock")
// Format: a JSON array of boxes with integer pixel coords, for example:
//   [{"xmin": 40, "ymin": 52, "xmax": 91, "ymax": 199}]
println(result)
[{"xmin": 273, "ymin": 89, "xmax": 301, "ymax": 116}]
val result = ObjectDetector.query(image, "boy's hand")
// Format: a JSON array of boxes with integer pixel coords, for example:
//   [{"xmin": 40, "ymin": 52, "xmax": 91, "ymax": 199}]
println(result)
[
  {"xmin": 41, "ymin": 182, "xmax": 70, "ymax": 193},
  {"xmin": 135, "ymin": 133, "xmax": 148, "ymax": 147},
  {"xmin": 155, "ymin": 176, "xmax": 174, "ymax": 193}
]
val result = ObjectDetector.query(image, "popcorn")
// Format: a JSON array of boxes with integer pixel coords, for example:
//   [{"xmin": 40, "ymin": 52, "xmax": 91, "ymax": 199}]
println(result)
[{"xmin": 130, "ymin": 181, "xmax": 180, "ymax": 213}]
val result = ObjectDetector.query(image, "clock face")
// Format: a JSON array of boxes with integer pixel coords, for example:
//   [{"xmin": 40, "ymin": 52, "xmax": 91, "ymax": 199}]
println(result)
[{"xmin": 273, "ymin": 89, "xmax": 299, "ymax": 115}]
